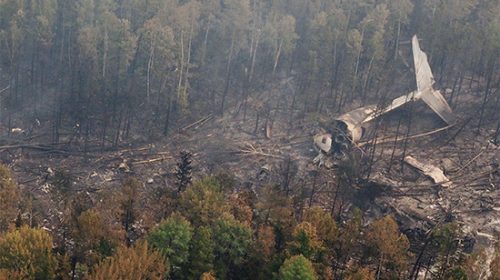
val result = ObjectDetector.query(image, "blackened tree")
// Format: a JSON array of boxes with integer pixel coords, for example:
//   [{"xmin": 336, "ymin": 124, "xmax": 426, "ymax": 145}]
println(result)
[{"xmin": 176, "ymin": 151, "xmax": 193, "ymax": 193}]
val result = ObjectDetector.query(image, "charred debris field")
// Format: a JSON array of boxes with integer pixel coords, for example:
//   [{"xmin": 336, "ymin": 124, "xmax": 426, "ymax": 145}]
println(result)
[
  {"xmin": 1, "ymin": 71, "xmax": 499, "ymax": 279},
  {"xmin": 3, "ymin": 71, "xmax": 499, "ymax": 231},
  {"xmin": 0, "ymin": 0, "xmax": 499, "ymax": 279}
]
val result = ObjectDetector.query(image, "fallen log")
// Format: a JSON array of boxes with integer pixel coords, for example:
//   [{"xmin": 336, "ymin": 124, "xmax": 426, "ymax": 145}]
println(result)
[
  {"xmin": 359, "ymin": 123, "xmax": 455, "ymax": 147},
  {"xmin": 180, "ymin": 114, "xmax": 213, "ymax": 131},
  {"xmin": 237, "ymin": 143, "xmax": 284, "ymax": 159},
  {"xmin": 0, "ymin": 85, "xmax": 10, "ymax": 94},
  {"xmin": 455, "ymin": 142, "xmax": 499, "ymax": 174},
  {"xmin": 132, "ymin": 156, "xmax": 172, "ymax": 165},
  {"xmin": 0, "ymin": 143, "xmax": 72, "ymax": 154}
]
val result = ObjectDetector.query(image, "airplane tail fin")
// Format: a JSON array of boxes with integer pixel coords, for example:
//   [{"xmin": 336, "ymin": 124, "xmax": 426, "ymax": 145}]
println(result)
[
  {"xmin": 419, "ymin": 89, "xmax": 455, "ymax": 124},
  {"xmin": 412, "ymin": 35, "xmax": 455, "ymax": 124}
]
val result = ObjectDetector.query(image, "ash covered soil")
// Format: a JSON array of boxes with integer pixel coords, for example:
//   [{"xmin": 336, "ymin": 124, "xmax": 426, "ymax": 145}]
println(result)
[{"xmin": 1, "ymin": 78, "xmax": 498, "ymax": 251}]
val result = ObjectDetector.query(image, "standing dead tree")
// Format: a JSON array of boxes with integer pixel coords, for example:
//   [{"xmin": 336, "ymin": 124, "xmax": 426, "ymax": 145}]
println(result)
[
  {"xmin": 493, "ymin": 120, "xmax": 500, "ymax": 145},
  {"xmin": 175, "ymin": 151, "xmax": 193, "ymax": 193},
  {"xmin": 476, "ymin": 59, "xmax": 496, "ymax": 134},
  {"xmin": 280, "ymin": 156, "xmax": 298, "ymax": 197}
]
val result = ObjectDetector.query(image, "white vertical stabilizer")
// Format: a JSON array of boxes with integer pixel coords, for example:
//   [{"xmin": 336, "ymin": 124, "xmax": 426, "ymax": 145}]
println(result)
[{"xmin": 412, "ymin": 35, "xmax": 455, "ymax": 124}]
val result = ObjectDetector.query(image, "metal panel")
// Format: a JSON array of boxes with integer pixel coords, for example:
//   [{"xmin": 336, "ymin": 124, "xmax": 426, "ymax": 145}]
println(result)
[{"xmin": 412, "ymin": 35, "xmax": 455, "ymax": 124}]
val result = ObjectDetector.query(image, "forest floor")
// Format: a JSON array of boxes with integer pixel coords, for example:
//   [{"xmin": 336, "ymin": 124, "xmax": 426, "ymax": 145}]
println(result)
[{"xmin": 1, "ymin": 77, "xmax": 498, "ymax": 253}]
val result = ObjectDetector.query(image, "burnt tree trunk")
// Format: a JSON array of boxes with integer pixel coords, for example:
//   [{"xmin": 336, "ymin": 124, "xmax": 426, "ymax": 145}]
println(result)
[
  {"xmin": 220, "ymin": 33, "xmax": 235, "ymax": 117},
  {"xmin": 477, "ymin": 58, "xmax": 495, "ymax": 134}
]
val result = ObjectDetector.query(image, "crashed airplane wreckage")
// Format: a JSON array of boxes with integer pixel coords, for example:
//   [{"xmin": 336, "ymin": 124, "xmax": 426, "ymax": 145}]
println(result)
[{"xmin": 314, "ymin": 35, "xmax": 455, "ymax": 167}]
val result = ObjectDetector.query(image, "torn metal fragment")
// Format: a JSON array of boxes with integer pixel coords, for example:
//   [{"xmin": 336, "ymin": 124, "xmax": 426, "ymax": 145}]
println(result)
[{"xmin": 404, "ymin": 156, "xmax": 452, "ymax": 187}]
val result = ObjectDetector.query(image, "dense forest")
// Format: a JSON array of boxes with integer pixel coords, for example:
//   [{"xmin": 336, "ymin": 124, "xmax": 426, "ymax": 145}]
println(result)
[
  {"xmin": 0, "ymin": 0, "xmax": 499, "ymax": 279},
  {"xmin": 0, "ymin": 0, "xmax": 498, "ymax": 144},
  {"xmin": 0, "ymin": 161, "xmax": 499, "ymax": 280}
]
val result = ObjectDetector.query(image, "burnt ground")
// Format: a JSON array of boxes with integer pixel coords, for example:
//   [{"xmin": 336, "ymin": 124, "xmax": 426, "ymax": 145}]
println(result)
[{"xmin": 0, "ymin": 76, "xmax": 498, "ymax": 256}]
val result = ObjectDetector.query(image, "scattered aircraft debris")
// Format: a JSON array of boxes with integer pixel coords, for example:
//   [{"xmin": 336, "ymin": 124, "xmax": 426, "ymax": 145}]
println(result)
[
  {"xmin": 10, "ymin": 128, "xmax": 25, "ymax": 134},
  {"xmin": 404, "ymin": 156, "xmax": 452, "ymax": 187},
  {"xmin": 314, "ymin": 35, "xmax": 455, "ymax": 166}
]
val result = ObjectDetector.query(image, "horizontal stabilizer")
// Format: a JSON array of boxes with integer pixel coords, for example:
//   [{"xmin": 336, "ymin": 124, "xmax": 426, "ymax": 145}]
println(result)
[
  {"xmin": 363, "ymin": 91, "xmax": 418, "ymax": 123},
  {"xmin": 420, "ymin": 90, "xmax": 455, "ymax": 124}
]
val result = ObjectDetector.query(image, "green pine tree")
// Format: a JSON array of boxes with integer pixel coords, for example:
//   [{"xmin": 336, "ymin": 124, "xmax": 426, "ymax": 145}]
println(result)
[
  {"xmin": 186, "ymin": 226, "xmax": 215, "ymax": 279},
  {"xmin": 278, "ymin": 255, "xmax": 317, "ymax": 280},
  {"xmin": 147, "ymin": 213, "xmax": 193, "ymax": 278},
  {"xmin": 212, "ymin": 215, "xmax": 253, "ymax": 279}
]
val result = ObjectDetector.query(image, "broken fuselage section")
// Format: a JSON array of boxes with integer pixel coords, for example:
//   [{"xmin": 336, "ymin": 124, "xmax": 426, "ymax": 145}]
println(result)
[{"xmin": 313, "ymin": 35, "xmax": 455, "ymax": 167}]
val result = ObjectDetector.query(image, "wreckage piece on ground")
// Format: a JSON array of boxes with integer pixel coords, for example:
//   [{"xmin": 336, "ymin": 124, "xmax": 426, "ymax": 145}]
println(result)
[
  {"xmin": 404, "ymin": 156, "xmax": 452, "ymax": 188},
  {"xmin": 314, "ymin": 35, "xmax": 455, "ymax": 164}
]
